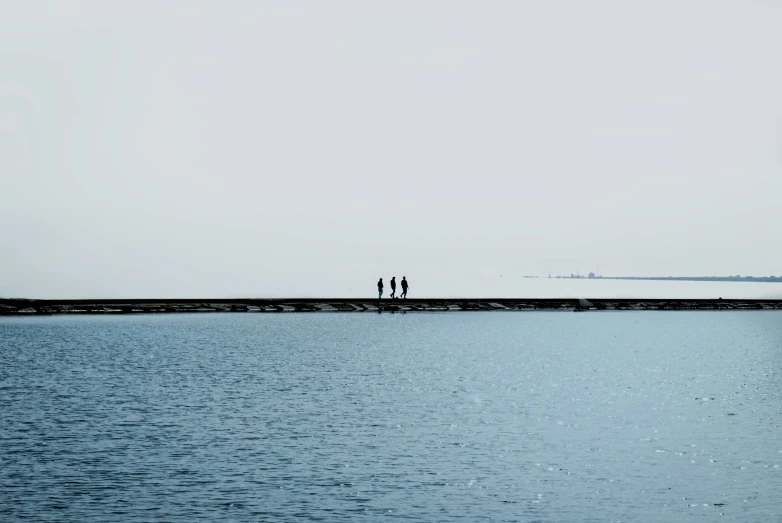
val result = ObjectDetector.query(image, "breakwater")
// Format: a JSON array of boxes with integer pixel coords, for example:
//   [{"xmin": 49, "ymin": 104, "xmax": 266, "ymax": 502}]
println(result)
[{"xmin": 1, "ymin": 298, "xmax": 781, "ymax": 315}]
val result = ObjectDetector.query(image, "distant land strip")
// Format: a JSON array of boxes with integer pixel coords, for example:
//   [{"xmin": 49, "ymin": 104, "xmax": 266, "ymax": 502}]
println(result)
[
  {"xmin": 553, "ymin": 276, "xmax": 782, "ymax": 282},
  {"xmin": 1, "ymin": 298, "xmax": 781, "ymax": 315}
]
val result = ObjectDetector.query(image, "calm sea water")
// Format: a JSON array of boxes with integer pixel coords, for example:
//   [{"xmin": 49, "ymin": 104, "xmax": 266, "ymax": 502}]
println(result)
[{"xmin": 1, "ymin": 312, "xmax": 781, "ymax": 522}]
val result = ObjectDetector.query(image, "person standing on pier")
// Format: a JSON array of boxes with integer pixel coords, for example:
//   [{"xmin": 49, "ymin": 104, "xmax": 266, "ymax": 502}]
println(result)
[
  {"xmin": 377, "ymin": 278, "xmax": 384, "ymax": 299},
  {"xmin": 390, "ymin": 276, "xmax": 397, "ymax": 299},
  {"xmin": 401, "ymin": 276, "xmax": 409, "ymax": 299}
]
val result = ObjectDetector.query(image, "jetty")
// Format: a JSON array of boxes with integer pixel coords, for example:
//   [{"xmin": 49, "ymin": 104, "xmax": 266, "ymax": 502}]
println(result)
[{"xmin": 1, "ymin": 298, "xmax": 781, "ymax": 315}]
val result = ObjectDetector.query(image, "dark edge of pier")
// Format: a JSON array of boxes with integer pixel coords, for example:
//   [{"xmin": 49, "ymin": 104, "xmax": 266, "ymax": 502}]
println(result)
[{"xmin": 1, "ymin": 298, "xmax": 781, "ymax": 315}]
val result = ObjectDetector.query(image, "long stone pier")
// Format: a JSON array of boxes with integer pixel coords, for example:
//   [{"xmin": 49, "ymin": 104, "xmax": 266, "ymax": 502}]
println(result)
[{"xmin": 1, "ymin": 298, "xmax": 781, "ymax": 315}]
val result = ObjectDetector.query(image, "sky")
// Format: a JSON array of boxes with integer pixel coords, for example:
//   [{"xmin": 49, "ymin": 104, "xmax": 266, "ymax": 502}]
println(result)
[{"xmin": 1, "ymin": 1, "xmax": 781, "ymax": 298}]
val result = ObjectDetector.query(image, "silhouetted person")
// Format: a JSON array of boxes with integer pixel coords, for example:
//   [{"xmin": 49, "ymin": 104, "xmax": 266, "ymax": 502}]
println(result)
[
  {"xmin": 390, "ymin": 276, "xmax": 397, "ymax": 298},
  {"xmin": 400, "ymin": 276, "xmax": 409, "ymax": 299},
  {"xmin": 377, "ymin": 278, "xmax": 383, "ymax": 299}
]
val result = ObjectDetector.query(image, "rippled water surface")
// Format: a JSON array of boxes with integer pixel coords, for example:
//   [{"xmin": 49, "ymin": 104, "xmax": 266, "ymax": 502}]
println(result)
[{"xmin": 2, "ymin": 312, "xmax": 781, "ymax": 522}]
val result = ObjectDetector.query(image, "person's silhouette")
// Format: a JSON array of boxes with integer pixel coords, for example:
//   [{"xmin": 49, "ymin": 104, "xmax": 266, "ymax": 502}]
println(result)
[
  {"xmin": 400, "ymin": 276, "xmax": 409, "ymax": 299},
  {"xmin": 377, "ymin": 278, "xmax": 384, "ymax": 299},
  {"xmin": 390, "ymin": 277, "xmax": 396, "ymax": 299}
]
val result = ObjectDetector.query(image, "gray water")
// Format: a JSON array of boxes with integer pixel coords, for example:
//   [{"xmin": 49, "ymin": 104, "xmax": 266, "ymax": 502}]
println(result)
[{"xmin": 1, "ymin": 312, "xmax": 781, "ymax": 522}]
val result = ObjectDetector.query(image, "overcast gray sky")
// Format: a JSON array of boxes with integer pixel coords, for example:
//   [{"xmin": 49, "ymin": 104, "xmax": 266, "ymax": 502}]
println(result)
[{"xmin": 1, "ymin": 1, "xmax": 781, "ymax": 298}]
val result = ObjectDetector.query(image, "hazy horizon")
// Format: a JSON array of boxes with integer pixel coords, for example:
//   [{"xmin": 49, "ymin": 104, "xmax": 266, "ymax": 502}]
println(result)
[{"xmin": 2, "ymin": 1, "xmax": 781, "ymax": 299}]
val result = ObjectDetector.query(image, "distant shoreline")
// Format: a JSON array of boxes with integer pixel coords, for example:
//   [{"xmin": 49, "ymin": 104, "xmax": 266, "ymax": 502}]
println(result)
[
  {"xmin": 552, "ymin": 276, "xmax": 782, "ymax": 283},
  {"xmin": 2, "ymin": 298, "xmax": 781, "ymax": 315}
]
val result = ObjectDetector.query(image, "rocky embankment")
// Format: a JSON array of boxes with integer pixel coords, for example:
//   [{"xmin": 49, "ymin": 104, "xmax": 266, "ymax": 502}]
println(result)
[{"xmin": 1, "ymin": 298, "xmax": 781, "ymax": 315}]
